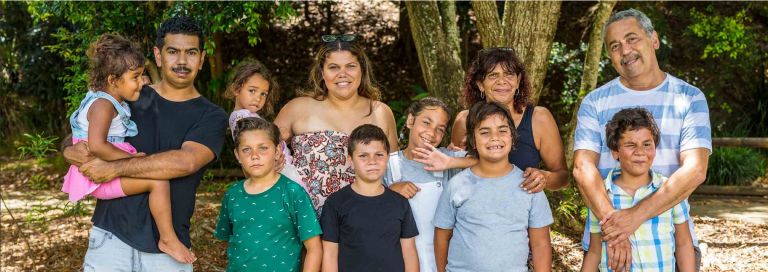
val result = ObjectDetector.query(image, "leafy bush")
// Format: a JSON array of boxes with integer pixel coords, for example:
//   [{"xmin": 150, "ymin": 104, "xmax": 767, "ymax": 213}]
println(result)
[
  {"xmin": 706, "ymin": 147, "xmax": 767, "ymax": 186},
  {"xmin": 16, "ymin": 133, "xmax": 58, "ymax": 160}
]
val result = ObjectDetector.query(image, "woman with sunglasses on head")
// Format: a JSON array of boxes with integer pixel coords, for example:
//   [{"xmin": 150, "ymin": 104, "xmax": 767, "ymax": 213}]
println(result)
[
  {"xmin": 450, "ymin": 48, "xmax": 569, "ymax": 194},
  {"xmin": 274, "ymin": 34, "xmax": 399, "ymax": 216}
]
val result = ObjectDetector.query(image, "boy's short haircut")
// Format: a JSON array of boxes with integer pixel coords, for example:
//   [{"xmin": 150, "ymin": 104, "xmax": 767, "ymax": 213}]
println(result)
[
  {"xmin": 156, "ymin": 16, "xmax": 204, "ymax": 50},
  {"xmin": 605, "ymin": 107, "xmax": 660, "ymax": 151},
  {"xmin": 347, "ymin": 124, "xmax": 390, "ymax": 156},
  {"xmin": 465, "ymin": 101, "xmax": 517, "ymax": 158},
  {"xmin": 233, "ymin": 117, "xmax": 281, "ymax": 147}
]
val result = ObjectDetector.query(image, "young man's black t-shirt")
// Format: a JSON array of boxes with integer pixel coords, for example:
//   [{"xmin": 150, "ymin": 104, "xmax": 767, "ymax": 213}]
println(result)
[
  {"xmin": 320, "ymin": 185, "xmax": 419, "ymax": 272},
  {"xmin": 90, "ymin": 85, "xmax": 227, "ymax": 253}
]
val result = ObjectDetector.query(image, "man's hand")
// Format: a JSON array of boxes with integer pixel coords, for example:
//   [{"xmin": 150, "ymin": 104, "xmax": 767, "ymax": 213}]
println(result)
[
  {"xmin": 79, "ymin": 158, "xmax": 120, "ymax": 183},
  {"xmin": 600, "ymin": 208, "xmax": 644, "ymax": 247},
  {"xmin": 63, "ymin": 141, "xmax": 95, "ymax": 167},
  {"xmin": 389, "ymin": 181, "xmax": 420, "ymax": 199},
  {"xmin": 411, "ymin": 144, "xmax": 451, "ymax": 172},
  {"xmin": 606, "ymin": 238, "xmax": 632, "ymax": 272},
  {"xmin": 520, "ymin": 167, "xmax": 549, "ymax": 193}
]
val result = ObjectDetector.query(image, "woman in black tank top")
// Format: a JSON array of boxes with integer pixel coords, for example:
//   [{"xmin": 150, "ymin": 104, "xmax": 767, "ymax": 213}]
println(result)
[{"xmin": 450, "ymin": 48, "xmax": 569, "ymax": 193}]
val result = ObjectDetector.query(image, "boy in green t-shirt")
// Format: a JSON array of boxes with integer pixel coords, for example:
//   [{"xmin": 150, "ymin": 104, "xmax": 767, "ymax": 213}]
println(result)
[{"xmin": 215, "ymin": 117, "xmax": 322, "ymax": 271}]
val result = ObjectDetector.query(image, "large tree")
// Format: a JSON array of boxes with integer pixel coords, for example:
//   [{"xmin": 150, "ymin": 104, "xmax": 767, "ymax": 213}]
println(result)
[
  {"xmin": 472, "ymin": 1, "xmax": 562, "ymax": 104},
  {"xmin": 565, "ymin": 0, "xmax": 617, "ymax": 166},
  {"xmin": 404, "ymin": 1, "xmax": 465, "ymax": 111}
]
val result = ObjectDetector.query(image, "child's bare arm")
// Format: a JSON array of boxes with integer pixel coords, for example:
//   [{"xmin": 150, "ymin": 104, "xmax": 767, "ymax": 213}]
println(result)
[
  {"xmin": 87, "ymin": 99, "xmax": 135, "ymax": 161},
  {"xmin": 529, "ymin": 226, "xmax": 552, "ymax": 272},
  {"xmin": 434, "ymin": 227, "xmax": 453, "ymax": 272},
  {"xmin": 302, "ymin": 236, "xmax": 322, "ymax": 272},
  {"xmin": 581, "ymin": 233, "xmax": 603, "ymax": 272},
  {"xmin": 674, "ymin": 221, "xmax": 696, "ymax": 272},
  {"xmin": 321, "ymin": 241, "xmax": 339, "ymax": 272},
  {"xmin": 400, "ymin": 237, "xmax": 419, "ymax": 272}
]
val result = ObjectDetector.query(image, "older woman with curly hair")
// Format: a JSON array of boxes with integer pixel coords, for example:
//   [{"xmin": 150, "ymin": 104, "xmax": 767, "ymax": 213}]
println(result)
[{"xmin": 450, "ymin": 48, "xmax": 568, "ymax": 193}]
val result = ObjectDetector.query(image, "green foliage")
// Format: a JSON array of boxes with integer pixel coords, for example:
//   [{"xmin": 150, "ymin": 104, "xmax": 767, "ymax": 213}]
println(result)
[
  {"xmin": 61, "ymin": 201, "xmax": 90, "ymax": 217},
  {"xmin": 16, "ymin": 133, "xmax": 58, "ymax": 160},
  {"xmin": 23, "ymin": 202, "xmax": 50, "ymax": 228},
  {"xmin": 25, "ymin": 1, "xmax": 297, "ymax": 117},
  {"xmin": 27, "ymin": 174, "xmax": 50, "ymax": 190},
  {"xmin": 689, "ymin": 7, "xmax": 752, "ymax": 59},
  {"xmin": 706, "ymin": 147, "xmax": 767, "ymax": 186}
]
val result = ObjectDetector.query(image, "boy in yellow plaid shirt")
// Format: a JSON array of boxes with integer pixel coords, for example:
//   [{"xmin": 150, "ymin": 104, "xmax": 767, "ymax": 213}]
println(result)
[{"xmin": 581, "ymin": 108, "xmax": 695, "ymax": 272}]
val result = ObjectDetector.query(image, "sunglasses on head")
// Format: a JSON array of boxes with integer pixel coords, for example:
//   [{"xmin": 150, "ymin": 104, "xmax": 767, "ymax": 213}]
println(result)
[{"xmin": 321, "ymin": 34, "xmax": 357, "ymax": 43}]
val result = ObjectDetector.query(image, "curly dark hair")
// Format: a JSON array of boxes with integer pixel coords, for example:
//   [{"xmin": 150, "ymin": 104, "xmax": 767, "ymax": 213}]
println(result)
[
  {"xmin": 156, "ymin": 16, "xmax": 204, "ymax": 50},
  {"xmin": 605, "ymin": 107, "xmax": 660, "ymax": 152},
  {"xmin": 465, "ymin": 101, "xmax": 517, "ymax": 158},
  {"xmin": 224, "ymin": 60, "xmax": 280, "ymax": 118},
  {"xmin": 86, "ymin": 34, "xmax": 145, "ymax": 91},
  {"xmin": 462, "ymin": 48, "xmax": 531, "ymax": 114}
]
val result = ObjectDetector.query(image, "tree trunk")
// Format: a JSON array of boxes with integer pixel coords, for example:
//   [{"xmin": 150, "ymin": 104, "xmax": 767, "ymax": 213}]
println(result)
[
  {"xmin": 565, "ymin": 0, "xmax": 617, "ymax": 167},
  {"xmin": 505, "ymin": 1, "xmax": 562, "ymax": 104},
  {"xmin": 472, "ymin": 1, "xmax": 503, "ymax": 47},
  {"xmin": 438, "ymin": 1, "xmax": 462, "ymax": 62},
  {"xmin": 405, "ymin": 1, "xmax": 465, "ymax": 112}
]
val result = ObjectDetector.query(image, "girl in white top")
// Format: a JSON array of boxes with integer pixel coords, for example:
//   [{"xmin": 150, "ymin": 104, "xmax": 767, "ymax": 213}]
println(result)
[{"xmin": 384, "ymin": 97, "xmax": 476, "ymax": 272}]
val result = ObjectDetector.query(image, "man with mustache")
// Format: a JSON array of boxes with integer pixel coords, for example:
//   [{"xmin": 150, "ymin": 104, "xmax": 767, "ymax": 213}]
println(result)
[
  {"xmin": 572, "ymin": 8, "xmax": 711, "ymax": 272},
  {"xmin": 64, "ymin": 17, "xmax": 226, "ymax": 270}
]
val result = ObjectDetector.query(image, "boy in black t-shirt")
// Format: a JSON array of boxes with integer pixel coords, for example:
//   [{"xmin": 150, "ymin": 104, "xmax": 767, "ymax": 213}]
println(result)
[{"xmin": 320, "ymin": 124, "xmax": 419, "ymax": 272}]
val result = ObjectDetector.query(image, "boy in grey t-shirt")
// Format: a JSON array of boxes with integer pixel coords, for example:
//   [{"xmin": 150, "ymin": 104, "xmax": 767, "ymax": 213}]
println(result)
[
  {"xmin": 432, "ymin": 167, "xmax": 552, "ymax": 272},
  {"xmin": 433, "ymin": 101, "xmax": 553, "ymax": 272}
]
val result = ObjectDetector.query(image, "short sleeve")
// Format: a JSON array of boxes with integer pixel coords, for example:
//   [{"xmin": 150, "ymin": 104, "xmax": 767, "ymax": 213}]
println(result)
[
  {"xmin": 319, "ymin": 195, "xmax": 340, "ymax": 243},
  {"xmin": 383, "ymin": 163, "xmax": 395, "ymax": 186},
  {"xmin": 292, "ymin": 185, "xmax": 322, "ymax": 241},
  {"xmin": 214, "ymin": 190, "xmax": 233, "ymax": 241},
  {"xmin": 671, "ymin": 202, "xmax": 687, "ymax": 225},
  {"xmin": 400, "ymin": 198, "xmax": 419, "ymax": 238},
  {"xmin": 573, "ymin": 94, "xmax": 602, "ymax": 153},
  {"xmin": 528, "ymin": 191, "xmax": 554, "ymax": 228},
  {"xmin": 432, "ymin": 181, "xmax": 457, "ymax": 229},
  {"xmin": 680, "ymin": 91, "xmax": 712, "ymax": 153},
  {"xmin": 587, "ymin": 209, "xmax": 601, "ymax": 234},
  {"xmin": 185, "ymin": 106, "xmax": 227, "ymax": 159}
]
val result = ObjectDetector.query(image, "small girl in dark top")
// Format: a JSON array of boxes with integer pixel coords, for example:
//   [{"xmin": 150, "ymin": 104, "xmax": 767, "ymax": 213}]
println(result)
[{"xmin": 320, "ymin": 124, "xmax": 419, "ymax": 272}]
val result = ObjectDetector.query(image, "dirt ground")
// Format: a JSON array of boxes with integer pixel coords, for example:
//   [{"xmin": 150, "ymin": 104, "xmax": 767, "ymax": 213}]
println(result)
[{"xmin": 2, "ymin": 159, "xmax": 767, "ymax": 271}]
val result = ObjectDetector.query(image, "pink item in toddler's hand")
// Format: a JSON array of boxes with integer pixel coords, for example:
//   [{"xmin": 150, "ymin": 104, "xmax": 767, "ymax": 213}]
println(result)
[{"xmin": 62, "ymin": 138, "xmax": 134, "ymax": 202}]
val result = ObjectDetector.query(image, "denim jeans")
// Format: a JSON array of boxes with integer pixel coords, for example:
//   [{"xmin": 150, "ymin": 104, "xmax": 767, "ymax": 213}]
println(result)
[{"xmin": 83, "ymin": 226, "xmax": 192, "ymax": 272}]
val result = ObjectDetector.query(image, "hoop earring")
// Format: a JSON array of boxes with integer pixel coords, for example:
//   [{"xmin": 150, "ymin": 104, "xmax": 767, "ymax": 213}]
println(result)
[
  {"xmin": 480, "ymin": 91, "xmax": 485, "ymax": 99},
  {"xmin": 514, "ymin": 88, "xmax": 520, "ymax": 98}
]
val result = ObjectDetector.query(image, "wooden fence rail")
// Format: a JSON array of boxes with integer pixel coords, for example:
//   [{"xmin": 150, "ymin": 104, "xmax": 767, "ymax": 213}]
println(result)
[{"xmin": 713, "ymin": 137, "xmax": 768, "ymax": 149}]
